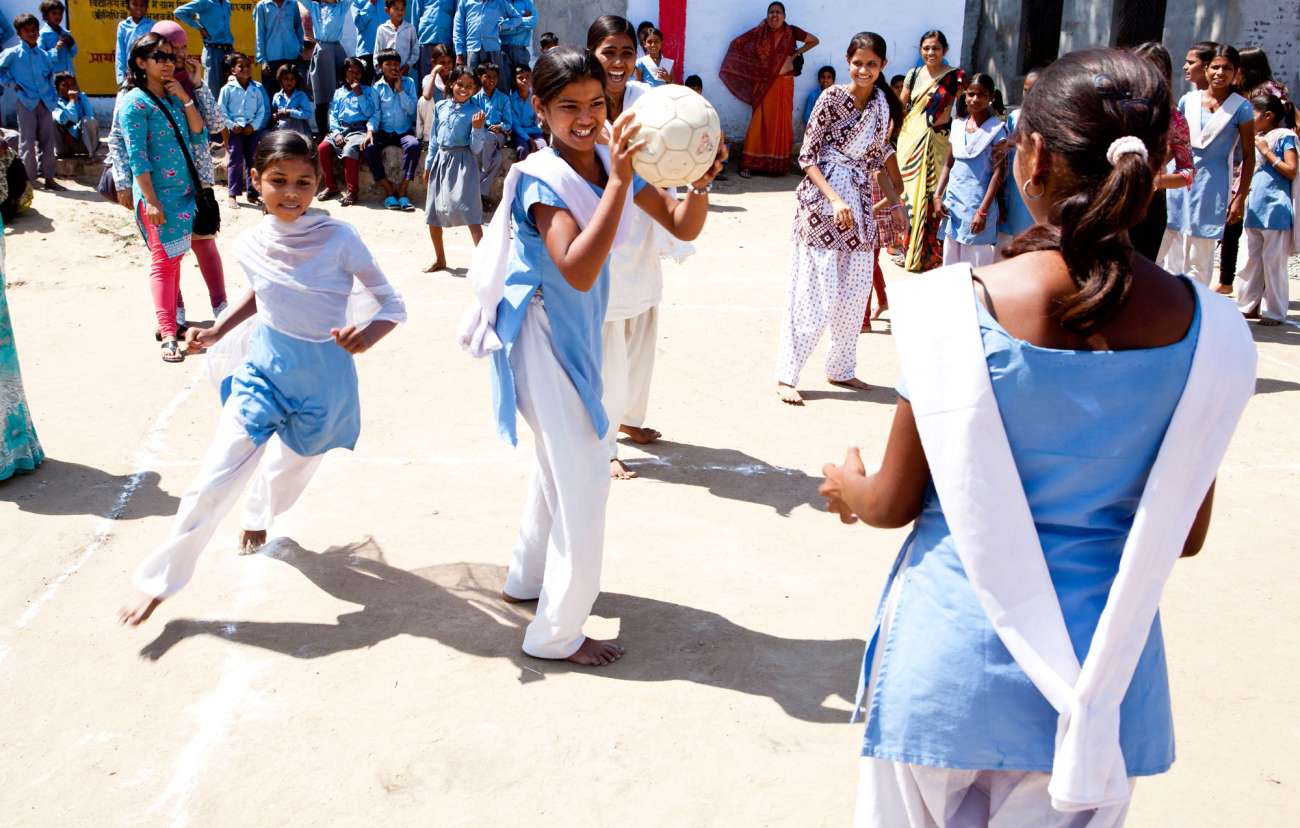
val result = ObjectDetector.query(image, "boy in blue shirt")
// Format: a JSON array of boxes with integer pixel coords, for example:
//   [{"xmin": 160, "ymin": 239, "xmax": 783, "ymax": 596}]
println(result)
[
  {"xmin": 0, "ymin": 14, "xmax": 61, "ymax": 190},
  {"xmin": 803, "ymin": 65, "xmax": 834, "ymax": 127},
  {"xmin": 115, "ymin": 0, "xmax": 154, "ymax": 88},
  {"xmin": 365, "ymin": 49, "xmax": 420, "ymax": 210},
  {"xmin": 51, "ymin": 71, "xmax": 98, "ymax": 158},
  {"xmin": 218, "ymin": 52, "xmax": 270, "ymax": 205},
  {"xmin": 254, "ymin": 0, "xmax": 305, "ymax": 87},
  {"xmin": 505, "ymin": 62, "xmax": 542, "ymax": 158},
  {"xmin": 37, "ymin": 1, "xmax": 75, "ymax": 76},
  {"xmin": 471, "ymin": 60, "xmax": 510, "ymax": 200},
  {"xmin": 173, "ymin": 0, "xmax": 234, "ymax": 98},
  {"xmin": 453, "ymin": 0, "xmax": 517, "ymax": 73}
]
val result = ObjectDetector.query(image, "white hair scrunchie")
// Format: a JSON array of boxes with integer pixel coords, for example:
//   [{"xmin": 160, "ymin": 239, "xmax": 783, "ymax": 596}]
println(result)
[{"xmin": 1106, "ymin": 136, "xmax": 1149, "ymax": 166}]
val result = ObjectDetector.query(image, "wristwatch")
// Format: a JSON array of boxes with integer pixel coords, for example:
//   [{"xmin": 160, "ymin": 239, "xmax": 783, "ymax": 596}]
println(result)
[{"xmin": 689, "ymin": 183, "xmax": 712, "ymax": 196}]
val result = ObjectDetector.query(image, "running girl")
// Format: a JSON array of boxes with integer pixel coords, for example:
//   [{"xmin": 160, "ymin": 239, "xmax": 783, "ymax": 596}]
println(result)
[{"xmin": 935, "ymin": 73, "xmax": 1008, "ymax": 266}]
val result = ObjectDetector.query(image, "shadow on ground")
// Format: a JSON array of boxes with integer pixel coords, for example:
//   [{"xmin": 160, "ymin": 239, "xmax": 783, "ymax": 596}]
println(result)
[
  {"xmin": 139, "ymin": 540, "xmax": 861, "ymax": 723},
  {"xmin": 0, "ymin": 457, "xmax": 178, "ymax": 518},
  {"xmin": 624, "ymin": 439, "xmax": 822, "ymax": 517}
]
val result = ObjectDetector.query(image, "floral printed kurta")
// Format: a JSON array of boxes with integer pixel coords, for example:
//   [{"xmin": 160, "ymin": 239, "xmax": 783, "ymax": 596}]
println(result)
[
  {"xmin": 117, "ymin": 87, "xmax": 204, "ymax": 258},
  {"xmin": 0, "ymin": 221, "xmax": 43, "ymax": 480}
]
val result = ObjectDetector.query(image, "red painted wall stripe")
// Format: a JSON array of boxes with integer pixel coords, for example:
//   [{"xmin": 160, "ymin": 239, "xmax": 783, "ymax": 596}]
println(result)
[{"xmin": 659, "ymin": 0, "xmax": 688, "ymax": 82}]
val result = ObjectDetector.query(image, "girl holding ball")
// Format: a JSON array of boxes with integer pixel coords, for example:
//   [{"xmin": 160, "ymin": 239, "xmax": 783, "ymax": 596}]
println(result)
[{"xmin": 775, "ymin": 32, "xmax": 906, "ymax": 405}]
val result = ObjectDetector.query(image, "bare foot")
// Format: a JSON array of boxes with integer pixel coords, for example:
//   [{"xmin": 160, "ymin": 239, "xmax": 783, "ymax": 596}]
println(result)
[
  {"xmin": 777, "ymin": 383, "xmax": 804, "ymax": 406},
  {"xmin": 829, "ymin": 377, "xmax": 872, "ymax": 391},
  {"xmin": 118, "ymin": 591, "xmax": 163, "ymax": 626},
  {"xmin": 500, "ymin": 590, "xmax": 536, "ymax": 604},
  {"xmin": 240, "ymin": 529, "xmax": 267, "ymax": 555},
  {"xmin": 565, "ymin": 637, "xmax": 625, "ymax": 666},
  {"xmin": 610, "ymin": 458, "xmax": 638, "ymax": 480},
  {"xmin": 619, "ymin": 424, "xmax": 661, "ymax": 444},
  {"xmin": 1214, "ymin": 284, "xmax": 1234, "ymax": 296},
  {"xmin": 872, "ymin": 302, "xmax": 888, "ymax": 321},
  {"xmin": 422, "ymin": 259, "xmax": 448, "ymax": 273}
]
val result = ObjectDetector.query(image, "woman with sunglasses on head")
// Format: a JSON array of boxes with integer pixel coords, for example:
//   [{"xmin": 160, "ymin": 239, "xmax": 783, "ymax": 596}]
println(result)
[{"xmin": 116, "ymin": 32, "xmax": 209, "ymax": 363}]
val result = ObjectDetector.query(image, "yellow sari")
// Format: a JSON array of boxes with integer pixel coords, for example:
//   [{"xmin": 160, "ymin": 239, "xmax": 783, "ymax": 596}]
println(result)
[{"xmin": 898, "ymin": 65, "xmax": 962, "ymax": 272}]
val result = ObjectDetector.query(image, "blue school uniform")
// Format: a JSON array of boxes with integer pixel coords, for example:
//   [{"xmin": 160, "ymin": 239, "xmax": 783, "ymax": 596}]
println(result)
[
  {"xmin": 409, "ymin": 0, "xmax": 455, "ymax": 47},
  {"xmin": 271, "ymin": 88, "xmax": 313, "ymax": 133},
  {"xmin": 489, "ymin": 169, "xmax": 648, "ymax": 444},
  {"xmin": 454, "ymin": 0, "xmax": 517, "ymax": 56},
  {"xmin": 173, "ymin": 0, "xmax": 235, "ymax": 46},
  {"xmin": 500, "ymin": 0, "xmax": 536, "ymax": 48},
  {"xmin": 505, "ymin": 89, "xmax": 541, "ymax": 140},
  {"xmin": 801, "ymin": 87, "xmax": 823, "ymax": 125},
  {"xmin": 37, "ymin": 22, "xmax": 76, "ymax": 76},
  {"xmin": 637, "ymin": 54, "xmax": 669, "ymax": 89},
  {"xmin": 309, "ymin": 0, "xmax": 349, "ymax": 44},
  {"xmin": 424, "ymin": 97, "xmax": 482, "ymax": 154},
  {"xmin": 0, "ymin": 42, "xmax": 57, "ymax": 110},
  {"xmin": 52, "ymin": 93, "xmax": 93, "ymax": 138},
  {"xmin": 352, "ymin": 0, "xmax": 382, "ymax": 56},
  {"xmin": 0, "ymin": 17, "xmax": 14, "ymax": 48},
  {"xmin": 254, "ymin": 0, "xmax": 305, "ymax": 65},
  {"xmin": 115, "ymin": 16, "xmax": 155, "ymax": 86},
  {"xmin": 942, "ymin": 115, "xmax": 1008, "ymax": 246},
  {"xmin": 219, "ymin": 78, "xmax": 270, "ymax": 130},
  {"xmin": 860, "ymin": 283, "xmax": 1202, "ymax": 775},
  {"xmin": 374, "ymin": 76, "xmax": 418, "ymax": 134},
  {"xmin": 997, "ymin": 108, "xmax": 1034, "ymax": 237},
  {"xmin": 1168, "ymin": 91, "xmax": 1254, "ymax": 240},
  {"xmin": 473, "ymin": 87, "xmax": 512, "ymax": 134},
  {"xmin": 329, "ymin": 84, "xmax": 380, "ymax": 132},
  {"xmin": 1245, "ymin": 131, "xmax": 1296, "ymax": 231}
]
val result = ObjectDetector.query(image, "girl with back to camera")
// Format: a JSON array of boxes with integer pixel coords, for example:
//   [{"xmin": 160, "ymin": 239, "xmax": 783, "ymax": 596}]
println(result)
[
  {"xmin": 119, "ymin": 131, "xmax": 407, "ymax": 626},
  {"xmin": 457, "ymin": 46, "xmax": 720, "ymax": 665},
  {"xmin": 819, "ymin": 49, "xmax": 1256, "ymax": 825}
]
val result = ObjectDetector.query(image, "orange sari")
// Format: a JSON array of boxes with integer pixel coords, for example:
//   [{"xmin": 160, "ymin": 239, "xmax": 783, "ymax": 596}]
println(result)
[
  {"xmin": 742, "ymin": 76, "xmax": 796, "ymax": 174},
  {"xmin": 720, "ymin": 20, "xmax": 807, "ymax": 174}
]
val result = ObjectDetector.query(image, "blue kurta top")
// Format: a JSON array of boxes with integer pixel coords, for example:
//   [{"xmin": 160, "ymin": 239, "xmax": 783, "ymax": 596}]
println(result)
[
  {"xmin": 861, "ymin": 281, "xmax": 1202, "ymax": 775},
  {"xmin": 374, "ymin": 76, "xmax": 418, "ymax": 133},
  {"xmin": 37, "ymin": 22, "xmax": 76, "ymax": 75},
  {"xmin": 1245, "ymin": 132, "xmax": 1296, "ymax": 231},
  {"xmin": 174, "ymin": 0, "xmax": 235, "ymax": 45},
  {"xmin": 117, "ymin": 87, "xmax": 204, "ymax": 258},
  {"xmin": 424, "ymin": 97, "xmax": 484, "ymax": 163},
  {"xmin": 254, "ymin": 0, "xmax": 305, "ymax": 64},
  {"xmin": 942, "ymin": 116, "xmax": 1008, "ymax": 245},
  {"xmin": 489, "ymin": 172, "xmax": 647, "ymax": 444},
  {"xmin": 1168, "ymin": 92, "xmax": 1253, "ymax": 240},
  {"xmin": 997, "ymin": 108, "xmax": 1034, "ymax": 237},
  {"xmin": 115, "ymin": 17, "xmax": 155, "ymax": 86},
  {"xmin": 329, "ymin": 84, "xmax": 380, "ymax": 132}
]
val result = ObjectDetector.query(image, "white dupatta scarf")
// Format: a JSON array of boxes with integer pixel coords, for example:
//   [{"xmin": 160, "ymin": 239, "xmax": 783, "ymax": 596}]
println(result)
[
  {"xmin": 1187, "ymin": 91, "xmax": 1247, "ymax": 150},
  {"xmin": 890, "ymin": 265, "xmax": 1256, "ymax": 812},
  {"xmin": 456, "ymin": 145, "xmax": 637, "ymax": 357}
]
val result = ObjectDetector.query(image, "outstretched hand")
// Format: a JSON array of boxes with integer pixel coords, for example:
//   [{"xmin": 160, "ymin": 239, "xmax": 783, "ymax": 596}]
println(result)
[{"xmin": 820, "ymin": 445, "xmax": 867, "ymax": 525}]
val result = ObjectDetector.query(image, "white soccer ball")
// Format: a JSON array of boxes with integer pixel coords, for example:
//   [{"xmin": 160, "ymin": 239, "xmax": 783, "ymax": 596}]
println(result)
[{"xmin": 630, "ymin": 84, "xmax": 722, "ymax": 188}]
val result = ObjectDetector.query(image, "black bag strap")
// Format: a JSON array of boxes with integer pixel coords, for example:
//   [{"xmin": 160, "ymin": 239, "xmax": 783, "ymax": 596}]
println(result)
[{"xmin": 140, "ymin": 87, "xmax": 204, "ymax": 192}]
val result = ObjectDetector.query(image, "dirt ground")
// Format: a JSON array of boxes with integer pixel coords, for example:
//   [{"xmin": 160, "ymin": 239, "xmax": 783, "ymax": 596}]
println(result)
[{"xmin": 0, "ymin": 176, "xmax": 1296, "ymax": 827}]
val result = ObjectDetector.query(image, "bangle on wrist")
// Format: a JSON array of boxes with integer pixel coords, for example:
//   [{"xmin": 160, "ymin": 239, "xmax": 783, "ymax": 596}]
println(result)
[{"xmin": 689, "ymin": 183, "xmax": 711, "ymax": 196}]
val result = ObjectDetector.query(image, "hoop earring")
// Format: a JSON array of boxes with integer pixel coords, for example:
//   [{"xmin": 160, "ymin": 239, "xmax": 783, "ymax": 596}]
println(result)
[{"xmin": 1022, "ymin": 179, "xmax": 1045, "ymax": 201}]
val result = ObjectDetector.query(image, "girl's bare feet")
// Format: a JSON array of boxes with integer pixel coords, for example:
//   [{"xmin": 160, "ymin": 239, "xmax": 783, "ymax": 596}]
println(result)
[
  {"xmin": 777, "ymin": 383, "xmax": 804, "ymax": 405},
  {"xmin": 240, "ymin": 529, "xmax": 267, "ymax": 555},
  {"xmin": 872, "ymin": 302, "xmax": 889, "ymax": 320},
  {"xmin": 619, "ymin": 424, "xmax": 661, "ymax": 444},
  {"xmin": 566, "ymin": 637, "xmax": 625, "ymax": 666},
  {"xmin": 422, "ymin": 259, "xmax": 448, "ymax": 273},
  {"xmin": 829, "ymin": 377, "xmax": 872, "ymax": 391},
  {"xmin": 610, "ymin": 459, "xmax": 638, "ymax": 480},
  {"xmin": 118, "ymin": 591, "xmax": 163, "ymax": 626},
  {"xmin": 500, "ymin": 590, "xmax": 536, "ymax": 604}
]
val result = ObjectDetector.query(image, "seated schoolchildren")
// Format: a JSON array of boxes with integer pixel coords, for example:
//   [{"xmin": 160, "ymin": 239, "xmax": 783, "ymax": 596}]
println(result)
[
  {"xmin": 317, "ymin": 56, "xmax": 379, "ymax": 205},
  {"xmin": 269, "ymin": 64, "xmax": 313, "ymax": 136},
  {"xmin": 365, "ymin": 48, "xmax": 420, "ymax": 211},
  {"xmin": 52, "ymin": 71, "xmax": 99, "ymax": 158},
  {"xmin": 506, "ymin": 62, "xmax": 544, "ymax": 159},
  {"xmin": 472, "ymin": 61, "xmax": 511, "ymax": 202}
]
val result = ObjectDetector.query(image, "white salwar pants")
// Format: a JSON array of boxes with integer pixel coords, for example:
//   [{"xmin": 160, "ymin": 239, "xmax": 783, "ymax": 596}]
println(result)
[
  {"xmin": 775, "ymin": 245, "xmax": 873, "ymax": 386},
  {"xmin": 504, "ymin": 301, "xmax": 611, "ymax": 659},
  {"xmin": 132, "ymin": 401, "xmax": 323, "ymax": 598},
  {"xmin": 600, "ymin": 307, "xmax": 659, "ymax": 459},
  {"xmin": 854, "ymin": 758, "xmax": 1134, "ymax": 828},
  {"xmin": 1235, "ymin": 228, "xmax": 1291, "ymax": 321},
  {"xmin": 1157, "ymin": 230, "xmax": 1217, "ymax": 286},
  {"xmin": 942, "ymin": 238, "xmax": 996, "ymax": 268}
]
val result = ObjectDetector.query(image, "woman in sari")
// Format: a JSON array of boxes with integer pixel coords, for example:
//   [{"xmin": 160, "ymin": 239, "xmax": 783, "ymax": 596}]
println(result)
[
  {"xmin": 897, "ymin": 29, "xmax": 964, "ymax": 272},
  {"xmin": 720, "ymin": 2, "xmax": 818, "ymax": 177},
  {"xmin": 1, "ymin": 215, "xmax": 44, "ymax": 481}
]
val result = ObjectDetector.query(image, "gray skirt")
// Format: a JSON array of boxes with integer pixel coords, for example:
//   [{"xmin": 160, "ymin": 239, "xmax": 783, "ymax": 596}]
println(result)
[{"xmin": 425, "ymin": 145, "xmax": 483, "ymax": 227}]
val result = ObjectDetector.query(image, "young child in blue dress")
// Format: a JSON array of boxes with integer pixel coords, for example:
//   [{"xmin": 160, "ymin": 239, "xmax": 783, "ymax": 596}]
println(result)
[
  {"xmin": 820, "ymin": 48, "xmax": 1256, "ymax": 824},
  {"xmin": 120, "ymin": 130, "xmax": 406, "ymax": 626},
  {"xmin": 423, "ymin": 66, "xmax": 486, "ymax": 272},
  {"xmin": 464, "ymin": 46, "xmax": 719, "ymax": 665},
  {"xmin": 935, "ymin": 73, "xmax": 1008, "ymax": 267},
  {"xmin": 269, "ymin": 64, "xmax": 313, "ymax": 136},
  {"xmin": 1236, "ymin": 92, "xmax": 1297, "ymax": 326}
]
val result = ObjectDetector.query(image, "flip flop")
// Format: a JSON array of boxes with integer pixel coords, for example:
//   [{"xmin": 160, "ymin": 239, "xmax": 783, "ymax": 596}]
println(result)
[{"xmin": 160, "ymin": 339, "xmax": 184, "ymax": 363}]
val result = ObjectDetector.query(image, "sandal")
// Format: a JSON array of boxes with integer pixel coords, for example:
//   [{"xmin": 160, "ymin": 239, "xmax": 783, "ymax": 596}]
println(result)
[
  {"xmin": 161, "ymin": 338, "xmax": 184, "ymax": 363},
  {"xmin": 154, "ymin": 324, "xmax": 188, "ymax": 342}
]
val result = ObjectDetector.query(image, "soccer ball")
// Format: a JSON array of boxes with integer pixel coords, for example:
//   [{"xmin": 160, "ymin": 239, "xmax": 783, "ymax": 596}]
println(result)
[{"xmin": 630, "ymin": 84, "xmax": 722, "ymax": 188}]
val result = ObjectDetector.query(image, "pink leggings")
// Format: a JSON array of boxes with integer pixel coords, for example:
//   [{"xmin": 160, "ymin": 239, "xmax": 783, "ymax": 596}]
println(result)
[
  {"xmin": 179, "ymin": 237, "xmax": 227, "ymax": 313},
  {"xmin": 139, "ymin": 205, "xmax": 227, "ymax": 336}
]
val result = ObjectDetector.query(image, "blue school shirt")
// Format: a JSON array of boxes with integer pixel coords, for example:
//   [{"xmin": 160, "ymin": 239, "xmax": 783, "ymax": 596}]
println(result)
[
  {"xmin": 115, "ymin": 17, "xmax": 155, "ymax": 86},
  {"xmin": 352, "ymin": 0, "xmax": 382, "ymax": 54},
  {"xmin": 254, "ymin": 0, "xmax": 305, "ymax": 64},
  {"xmin": 801, "ymin": 87, "xmax": 823, "ymax": 124},
  {"xmin": 219, "ymin": 78, "xmax": 270, "ymax": 130},
  {"xmin": 500, "ymin": 0, "xmax": 536, "ymax": 48},
  {"xmin": 505, "ymin": 89, "xmax": 540, "ymax": 139},
  {"xmin": 1169, "ymin": 91, "xmax": 1254, "ymax": 240},
  {"xmin": 309, "ymin": 0, "xmax": 349, "ymax": 44},
  {"xmin": 272, "ymin": 88, "xmax": 312, "ymax": 119},
  {"xmin": 489, "ymin": 170, "xmax": 647, "ymax": 444},
  {"xmin": 1246, "ymin": 132, "xmax": 1296, "ymax": 231},
  {"xmin": 425, "ymin": 98, "xmax": 484, "ymax": 163},
  {"xmin": 454, "ymin": 0, "xmax": 517, "ymax": 55},
  {"xmin": 861, "ymin": 281, "xmax": 1200, "ymax": 775},
  {"xmin": 37, "ymin": 22, "xmax": 76, "ymax": 76},
  {"xmin": 329, "ymin": 84, "xmax": 380, "ymax": 132},
  {"xmin": 998, "ymin": 109, "xmax": 1034, "ymax": 237},
  {"xmin": 942, "ymin": 116, "xmax": 1008, "ymax": 246},
  {"xmin": 473, "ymin": 87, "xmax": 511, "ymax": 132},
  {"xmin": 374, "ymin": 76, "xmax": 418, "ymax": 134},
  {"xmin": 0, "ymin": 17, "xmax": 14, "ymax": 48},
  {"xmin": 409, "ymin": 0, "xmax": 455, "ymax": 46},
  {"xmin": 173, "ymin": 0, "xmax": 235, "ymax": 45},
  {"xmin": 0, "ymin": 43, "xmax": 57, "ymax": 110},
  {"xmin": 52, "ymin": 93, "xmax": 93, "ymax": 138}
]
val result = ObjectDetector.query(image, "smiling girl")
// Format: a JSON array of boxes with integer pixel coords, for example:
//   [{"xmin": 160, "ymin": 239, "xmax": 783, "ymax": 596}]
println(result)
[
  {"xmin": 120, "ymin": 131, "xmax": 406, "ymax": 626},
  {"xmin": 586, "ymin": 15, "xmax": 648, "ymax": 122}
]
